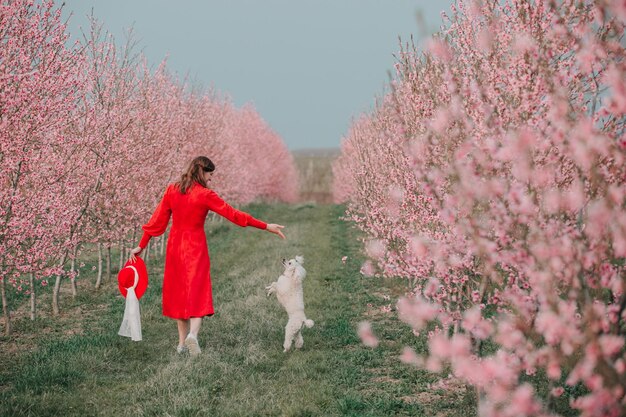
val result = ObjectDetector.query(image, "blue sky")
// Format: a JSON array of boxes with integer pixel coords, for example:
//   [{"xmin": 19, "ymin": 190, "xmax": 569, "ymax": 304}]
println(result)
[{"xmin": 62, "ymin": 1, "xmax": 453, "ymax": 150}]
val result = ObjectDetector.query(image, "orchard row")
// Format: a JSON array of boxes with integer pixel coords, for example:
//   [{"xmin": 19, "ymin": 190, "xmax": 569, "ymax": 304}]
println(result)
[
  {"xmin": 334, "ymin": 1, "xmax": 626, "ymax": 416},
  {"xmin": 0, "ymin": 0, "xmax": 298, "ymax": 334}
]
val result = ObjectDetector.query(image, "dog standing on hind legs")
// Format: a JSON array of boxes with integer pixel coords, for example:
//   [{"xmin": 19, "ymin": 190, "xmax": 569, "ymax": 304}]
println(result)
[{"xmin": 266, "ymin": 255, "xmax": 314, "ymax": 352}]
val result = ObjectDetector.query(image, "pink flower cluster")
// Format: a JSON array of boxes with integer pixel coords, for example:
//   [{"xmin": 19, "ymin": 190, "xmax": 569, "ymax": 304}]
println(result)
[{"xmin": 337, "ymin": 0, "xmax": 626, "ymax": 415}]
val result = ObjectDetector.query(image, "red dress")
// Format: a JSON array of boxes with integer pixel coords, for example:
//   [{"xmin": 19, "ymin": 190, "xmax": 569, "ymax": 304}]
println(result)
[{"xmin": 137, "ymin": 182, "xmax": 267, "ymax": 319}]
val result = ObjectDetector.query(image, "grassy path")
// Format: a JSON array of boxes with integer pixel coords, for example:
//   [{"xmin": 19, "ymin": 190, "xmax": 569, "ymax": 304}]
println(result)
[{"xmin": 0, "ymin": 204, "xmax": 474, "ymax": 416}]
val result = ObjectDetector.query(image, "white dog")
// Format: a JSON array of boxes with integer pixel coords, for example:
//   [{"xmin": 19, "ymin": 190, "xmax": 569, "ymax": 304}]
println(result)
[{"xmin": 266, "ymin": 255, "xmax": 314, "ymax": 352}]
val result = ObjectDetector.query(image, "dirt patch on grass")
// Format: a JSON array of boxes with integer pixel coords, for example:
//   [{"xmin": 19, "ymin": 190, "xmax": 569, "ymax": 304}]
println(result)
[
  {"xmin": 401, "ymin": 377, "xmax": 469, "ymax": 407},
  {"xmin": 371, "ymin": 375, "xmax": 402, "ymax": 384},
  {"xmin": 402, "ymin": 386, "xmax": 467, "ymax": 417},
  {"xmin": 370, "ymin": 291, "xmax": 392, "ymax": 301},
  {"xmin": 362, "ymin": 304, "xmax": 393, "ymax": 319}
]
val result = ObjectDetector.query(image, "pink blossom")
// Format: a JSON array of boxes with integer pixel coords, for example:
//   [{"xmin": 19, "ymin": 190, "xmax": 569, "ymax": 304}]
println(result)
[
  {"xmin": 360, "ymin": 260, "xmax": 376, "ymax": 277},
  {"xmin": 547, "ymin": 359, "xmax": 562, "ymax": 380},
  {"xmin": 365, "ymin": 239, "xmax": 386, "ymax": 259},
  {"xmin": 598, "ymin": 335, "xmax": 624, "ymax": 358},
  {"xmin": 476, "ymin": 27, "xmax": 493, "ymax": 53},
  {"xmin": 462, "ymin": 306, "xmax": 493, "ymax": 340},
  {"xmin": 397, "ymin": 296, "xmax": 439, "ymax": 330},
  {"xmin": 429, "ymin": 107, "xmax": 450, "ymax": 134},
  {"xmin": 408, "ymin": 236, "xmax": 429, "ymax": 258},
  {"xmin": 426, "ymin": 38, "xmax": 452, "ymax": 61},
  {"xmin": 423, "ymin": 277, "xmax": 440, "ymax": 298},
  {"xmin": 512, "ymin": 32, "xmax": 536, "ymax": 54},
  {"xmin": 357, "ymin": 321, "xmax": 379, "ymax": 348},
  {"xmin": 612, "ymin": 0, "xmax": 626, "ymax": 22},
  {"xmin": 508, "ymin": 384, "xmax": 541, "ymax": 416},
  {"xmin": 604, "ymin": 64, "xmax": 626, "ymax": 115},
  {"xmin": 399, "ymin": 347, "xmax": 424, "ymax": 367}
]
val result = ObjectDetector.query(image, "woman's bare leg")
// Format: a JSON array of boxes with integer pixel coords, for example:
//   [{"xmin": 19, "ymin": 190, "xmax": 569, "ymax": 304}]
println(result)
[
  {"xmin": 177, "ymin": 319, "xmax": 190, "ymax": 346},
  {"xmin": 189, "ymin": 317, "xmax": 202, "ymax": 338},
  {"xmin": 184, "ymin": 317, "xmax": 203, "ymax": 356}
]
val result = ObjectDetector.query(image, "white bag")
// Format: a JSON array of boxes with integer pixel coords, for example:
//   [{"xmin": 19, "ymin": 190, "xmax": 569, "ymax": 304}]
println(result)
[{"xmin": 118, "ymin": 265, "xmax": 142, "ymax": 341}]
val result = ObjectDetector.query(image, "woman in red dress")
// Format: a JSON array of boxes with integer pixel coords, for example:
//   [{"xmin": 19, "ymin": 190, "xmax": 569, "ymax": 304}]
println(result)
[{"xmin": 129, "ymin": 156, "xmax": 285, "ymax": 355}]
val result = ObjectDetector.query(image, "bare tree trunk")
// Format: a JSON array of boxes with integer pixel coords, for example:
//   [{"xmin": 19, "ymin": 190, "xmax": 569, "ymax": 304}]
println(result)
[
  {"xmin": 146, "ymin": 240, "xmax": 151, "ymax": 263},
  {"xmin": 70, "ymin": 244, "xmax": 78, "ymax": 297},
  {"xmin": 52, "ymin": 253, "xmax": 68, "ymax": 316},
  {"xmin": 106, "ymin": 243, "xmax": 111, "ymax": 281},
  {"xmin": 95, "ymin": 242, "xmax": 103, "ymax": 290},
  {"xmin": 30, "ymin": 273, "xmax": 36, "ymax": 321},
  {"xmin": 128, "ymin": 229, "xmax": 137, "ymax": 262},
  {"xmin": 119, "ymin": 238, "xmax": 124, "ymax": 271},
  {"xmin": 160, "ymin": 233, "xmax": 166, "ymax": 257},
  {"xmin": 1, "ymin": 278, "xmax": 11, "ymax": 336}
]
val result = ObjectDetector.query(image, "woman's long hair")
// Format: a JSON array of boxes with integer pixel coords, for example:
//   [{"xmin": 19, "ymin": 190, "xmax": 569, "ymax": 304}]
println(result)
[{"xmin": 177, "ymin": 156, "xmax": 215, "ymax": 194}]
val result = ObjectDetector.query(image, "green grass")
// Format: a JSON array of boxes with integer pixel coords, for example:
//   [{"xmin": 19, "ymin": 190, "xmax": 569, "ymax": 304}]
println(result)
[{"xmin": 0, "ymin": 203, "xmax": 475, "ymax": 417}]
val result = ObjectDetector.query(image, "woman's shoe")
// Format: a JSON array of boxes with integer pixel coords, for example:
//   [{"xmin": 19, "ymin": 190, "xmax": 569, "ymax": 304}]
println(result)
[
  {"xmin": 184, "ymin": 334, "xmax": 201, "ymax": 356},
  {"xmin": 176, "ymin": 344, "xmax": 187, "ymax": 354}
]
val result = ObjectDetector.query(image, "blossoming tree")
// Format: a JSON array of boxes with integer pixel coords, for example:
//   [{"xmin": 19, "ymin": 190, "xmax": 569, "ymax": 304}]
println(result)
[{"xmin": 335, "ymin": 0, "xmax": 626, "ymax": 415}]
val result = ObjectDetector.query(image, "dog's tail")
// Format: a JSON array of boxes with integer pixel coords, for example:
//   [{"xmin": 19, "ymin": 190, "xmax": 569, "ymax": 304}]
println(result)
[{"xmin": 304, "ymin": 319, "xmax": 314, "ymax": 328}]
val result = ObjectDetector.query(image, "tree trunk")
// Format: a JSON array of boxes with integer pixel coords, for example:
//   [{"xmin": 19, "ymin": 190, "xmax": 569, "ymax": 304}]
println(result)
[
  {"xmin": 1, "ymin": 278, "xmax": 11, "ymax": 336},
  {"xmin": 52, "ymin": 253, "xmax": 68, "ymax": 316},
  {"xmin": 70, "ymin": 244, "xmax": 78, "ymax": 297},
  {"xmin": 30, "ymin": 273, "xmax": 36, "ymax": 321},
  {"xmin": 95, "ymin": 242, "xmax": 103, "ymax": 290},
  {"xmin": 106, "ymin": 243, "xmax": 112, "ymax": 281},
  {"xmin": 131, "ymin": 228, "xmax": 137, "ymax": 258},
  {"xmin": 130, "ymin": 229, "xmax": 137, "ymax": 261},
  {"xmin": 119, "ymin": 238, "xmax": 124, "ymax": 271}
]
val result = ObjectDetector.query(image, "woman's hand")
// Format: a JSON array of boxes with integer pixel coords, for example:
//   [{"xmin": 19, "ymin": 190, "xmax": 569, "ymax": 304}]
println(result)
[
  {"xmin": 129, "ymin": 246, "xmax": 143, "ymax": 263},
  {"xmin": 266, "ymin": 224, "xmax": 286, "ymax": 239}
]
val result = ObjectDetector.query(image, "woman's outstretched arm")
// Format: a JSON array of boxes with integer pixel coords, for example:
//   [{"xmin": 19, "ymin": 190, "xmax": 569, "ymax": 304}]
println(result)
[
  {"xmin": 203, "ymin": 189, "xmax": 286, "ymax": 239},
  {"xmin": 266, "ymin": 223, "xmax": 286, "ymax": 239}
]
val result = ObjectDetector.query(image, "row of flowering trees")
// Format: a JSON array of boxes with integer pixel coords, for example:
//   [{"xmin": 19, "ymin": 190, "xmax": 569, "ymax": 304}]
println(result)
[
  {"xmin": 0, "ymin": 0, "xmax": 298, "ymax": 335},
  {"xmin": 336, "ymin": 0, "xmax": 625, "ymax": 415}
]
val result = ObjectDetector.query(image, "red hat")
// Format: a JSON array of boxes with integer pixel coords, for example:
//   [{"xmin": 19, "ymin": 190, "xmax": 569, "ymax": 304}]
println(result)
[{"xmin": 118, "ymin": 257, "xmax": 148, "ymax": 299}]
